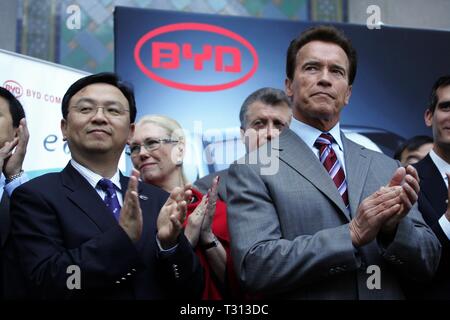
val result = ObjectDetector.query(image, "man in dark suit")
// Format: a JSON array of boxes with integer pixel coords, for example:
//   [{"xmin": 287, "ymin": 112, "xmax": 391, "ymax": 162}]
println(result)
[
  {"xmin": 226, "ymin": 25, "xmax": 440, "ymax": 299},
  {"xmin": 194, "ymin": 87, "xmax": 292, "ymax": 201},
  {"xmin": 0, "ymin": 87, "xmax": 28, "ymax": 298},
  {"xmin": 411, "ymin": 75, "xmax": 450, "ymax": 299},
  {"xmin": 4, "ymin": 73, "xmax": 203, "ymax": 299}
]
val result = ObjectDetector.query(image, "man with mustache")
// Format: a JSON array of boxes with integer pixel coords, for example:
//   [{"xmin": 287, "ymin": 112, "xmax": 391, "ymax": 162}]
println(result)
[
  {"xmin": 226, "ymin": 25, "xmax": 440, "ymax": 299},
  {"xmin": 4, "ymin": 73, "xmax": 203, "ymax": 299}
]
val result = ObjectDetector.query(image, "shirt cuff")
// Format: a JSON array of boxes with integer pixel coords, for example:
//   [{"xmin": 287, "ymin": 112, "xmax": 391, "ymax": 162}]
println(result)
[
  {"xmin": 4, "ymin": 172, "xmax": 29, "ymax": 197},
  {"xmin": 155, "ymin": 235, "xmax": 179, "ymax": 255},
  {"xmin": 0, "ymin": 174, "xmax": 4, "ymax": 201},
  {"xmin": 438, "ymin": 214, "xmax": 450, "ymax": 241}
]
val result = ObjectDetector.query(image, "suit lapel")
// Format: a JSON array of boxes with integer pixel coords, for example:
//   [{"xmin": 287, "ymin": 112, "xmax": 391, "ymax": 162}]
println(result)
[
  {"xmin": 277, "ymin": 129, "xmax": 350, "ymax": 220},
  {"xmin": 416, "ymin": 155, "xmax": 447, "ymax": 218},
  {"xmin": 62, "ymin": 163, "xmax": 118, "ymax": 231},
  {"xmin": 342, "ymin": 135, "xmax": 371, "ymax": 218}
]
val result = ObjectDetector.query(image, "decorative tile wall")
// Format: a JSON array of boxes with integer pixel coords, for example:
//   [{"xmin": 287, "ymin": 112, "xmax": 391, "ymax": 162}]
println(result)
[{"xmin": 17, "ymin": 0, "xmax": 347, "ymax": 72}]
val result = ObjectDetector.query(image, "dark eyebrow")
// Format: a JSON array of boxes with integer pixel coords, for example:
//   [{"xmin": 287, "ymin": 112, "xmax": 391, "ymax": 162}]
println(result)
[
  {"xmin": 74, "ymin": 97, "xmax": 96, "ymax": 105},
  {"xmin": 74, "ymin": 98, "xmax": 124, "ymax": 107},
  {"xmin": 302, "ymin": 61, "xmax": 321, "ymax": 67},
  {"xmin": 330, "ymin": 64, "xmax": 346, "ymax": 73},
  {"xmin": 251, "ymin": 118, "xmax": 267, "ymax": 123},
  {"xmin": 438, "ymin": 101, "xmax": 450, "ymax": 108}
]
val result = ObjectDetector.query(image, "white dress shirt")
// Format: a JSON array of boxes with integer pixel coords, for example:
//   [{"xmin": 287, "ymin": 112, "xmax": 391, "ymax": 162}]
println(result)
[
  {"xmin": 70, "ymin": 159, "xmax": 177, "ymax": 252},
  {"xmin": 428, "ymin": 149, "xmax": 450, "ymax": 240},
  {"xmin": 70, "ymin": 159, "xmax": 123, "ymax": 206},
  {"xmin": 0, "ymin": 172, "xmax": 29, "ymax": 201},
  {"xmin": 289, "ymin": 117, "xmax": 347, "ymax": 174}
]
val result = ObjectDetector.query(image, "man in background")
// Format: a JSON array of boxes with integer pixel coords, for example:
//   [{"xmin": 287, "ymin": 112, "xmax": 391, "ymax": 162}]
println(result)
[
  {"xmin": 410, "ymin": 75, "xmax": 450, "ymax": 299},
  {"xmin": 394, "ymin": 135, "xmax": 433, "ymax": 166},
  {"xmin": 194, "ymin": 87, "xmax": 292, "ymax": 201}
]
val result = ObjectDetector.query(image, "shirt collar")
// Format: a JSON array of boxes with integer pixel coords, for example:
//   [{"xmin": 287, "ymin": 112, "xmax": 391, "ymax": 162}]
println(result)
[
  {"xmin": 289, "ymin": 117, "xmax": 344, "ymax": 151},
  {"xmin": 70, "ymin": 159, "xmax": 122, "ymax": 191},
  {"xmin": 429, "ymin": 149, "xmax": 450, "ymax": 181}
]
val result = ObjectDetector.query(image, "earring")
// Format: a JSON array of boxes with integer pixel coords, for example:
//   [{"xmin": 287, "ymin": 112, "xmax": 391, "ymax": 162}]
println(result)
[{"xmin": 176, "ymin": 159, "xmax": 183, "ymax": 166}]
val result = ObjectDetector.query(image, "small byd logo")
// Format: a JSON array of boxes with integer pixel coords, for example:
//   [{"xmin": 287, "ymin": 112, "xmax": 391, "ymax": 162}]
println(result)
[
  {"xmin": 134, "ymin": 22, "xmax": 259, "ymax": 92},
  {"xmin": 3, "ymin": 80, "xmax": 23, "ymax": 98}
]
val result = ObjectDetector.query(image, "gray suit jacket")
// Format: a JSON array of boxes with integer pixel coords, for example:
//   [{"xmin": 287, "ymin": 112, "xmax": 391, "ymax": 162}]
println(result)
[{"xmin": 226, "ymin": 128, "xmax": 441, "ymax": 300}]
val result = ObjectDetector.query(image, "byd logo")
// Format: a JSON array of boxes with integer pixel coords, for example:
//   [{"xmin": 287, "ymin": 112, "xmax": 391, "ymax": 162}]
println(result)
[
  {"xmin": 134, "ymin": 23, "xmax": 259, "ymax": 92},
  {"xmin": 3, "ymin": 80, "xmax": 23, "ymax": 98}
]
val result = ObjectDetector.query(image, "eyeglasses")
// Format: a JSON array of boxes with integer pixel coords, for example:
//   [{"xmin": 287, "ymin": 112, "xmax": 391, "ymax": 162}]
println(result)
[
  {"xmin": 126, "ymin": 138, "xmax": 179, "ymax": 156},
  {"xmin": 70, "ymin": 103, "xmax": 129, "ymax": 118}
]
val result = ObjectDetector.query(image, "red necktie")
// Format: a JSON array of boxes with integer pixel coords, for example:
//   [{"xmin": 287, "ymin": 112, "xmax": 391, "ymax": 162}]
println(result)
[{"xmin": 314, "ymin": 133, "xmax": 349, "ymax": 208}]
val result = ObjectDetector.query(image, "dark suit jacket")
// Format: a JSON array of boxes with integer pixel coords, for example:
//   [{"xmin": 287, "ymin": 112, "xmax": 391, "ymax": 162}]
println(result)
[
  {"xmin": 3, "ymin": 162, "xmax": 203, "ymax": 299},
  {"xmin": 0, "ymin": 191, "xmax": 10, "ymax": 247},
  {"xmin": 411, "ymin": 154, "xmax": 450, "ymax": 299},
  {"xmin": 193, "ymin": 169, "xmax": 228, "ymax": 202},
  {"xmin": 0, "ymin": 191, "xmax": 10, "ymax": 298}
]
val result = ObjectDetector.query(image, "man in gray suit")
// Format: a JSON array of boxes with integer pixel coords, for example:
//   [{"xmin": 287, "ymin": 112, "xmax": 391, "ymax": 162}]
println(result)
[
  {"xmin": 226, "ymin": 25, "xmax": 441, "ymax": 299},
  {"xmin": 194, "ymin": 87, "xmax": 292, "ymax": 201}
]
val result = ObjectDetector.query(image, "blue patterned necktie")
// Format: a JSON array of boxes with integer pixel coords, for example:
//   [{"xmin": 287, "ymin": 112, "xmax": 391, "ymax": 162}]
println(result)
[{"xmin": 97, "ymin": 178, "xmax": 121, "ymax": 221}]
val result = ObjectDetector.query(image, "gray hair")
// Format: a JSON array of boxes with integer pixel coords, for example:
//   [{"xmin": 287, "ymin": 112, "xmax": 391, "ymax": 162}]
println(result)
[{"xmin": 239, "ymin": 87, "xmax": 292, "ymax": 129}]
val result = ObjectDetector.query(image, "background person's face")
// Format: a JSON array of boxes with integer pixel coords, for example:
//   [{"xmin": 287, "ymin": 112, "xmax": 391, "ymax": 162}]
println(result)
[
  {"xmin": 285, "ymin": 40, "xmax": 352, "ymax": 132},
  {"xmin": 130, "ymin": 122, "xmax": 181, "ymax": 185},
  {"xmin": 61, "ymin": 83, "xmax": 131, "ymax": 161},
  {"xmin": 400, "ymin": 143, "xmax": 433, "ymax": 166},
  {"xmin": 425, "ymin": 85, "xmax": 450, "ymax": 155},
  {"xmin": 0, "ymin": 96, "xmax": 15, "ymax": 148},
  {"xmin": 241, "ymin": 101, "xmax": 292, "ymax": 152}
]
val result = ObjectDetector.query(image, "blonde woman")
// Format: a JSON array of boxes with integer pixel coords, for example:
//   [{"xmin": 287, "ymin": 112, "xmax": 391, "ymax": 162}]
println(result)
[{"xmin": 128, "ymin": 115, "xmax": 239, "ymax": 299}]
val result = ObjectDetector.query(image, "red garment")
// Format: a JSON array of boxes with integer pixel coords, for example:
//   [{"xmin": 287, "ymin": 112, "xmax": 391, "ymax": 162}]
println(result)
[{"xmin": 185, "ymin": 188, "xmax": 241, "ymax": 300}]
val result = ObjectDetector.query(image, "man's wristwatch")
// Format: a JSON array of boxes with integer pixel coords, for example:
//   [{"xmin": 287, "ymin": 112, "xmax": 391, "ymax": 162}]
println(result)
[
  {"xmin": 5, "ymin": 170, "xmax": 24, "ymax": 184},
  {"xmin": 201, "ymin": 237, "xmax": 219, "ymax": 250}
]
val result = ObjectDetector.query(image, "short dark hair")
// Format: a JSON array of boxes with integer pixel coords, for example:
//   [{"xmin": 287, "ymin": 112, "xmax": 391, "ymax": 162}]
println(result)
[
  {"xmin": 0, "ymin": 87, "xmax": 26, "ymax": 128},
  {"xmin": 428, "ymin": 75, "xmax": 450, "ymax": 113},
  {"xmin": 286, "ymin": 25, "xmax": 357, "ymax": 85},
  {"xmin": 62, "ymin": 72, "xmax": 136, "ymax": 123},
  {"xmin": 393, "ymin": 135, "xmax": 433, "ymax": 161},
  {"xmin": 239, "ymin": 87, "xmax": 292, "ymax": 129}
]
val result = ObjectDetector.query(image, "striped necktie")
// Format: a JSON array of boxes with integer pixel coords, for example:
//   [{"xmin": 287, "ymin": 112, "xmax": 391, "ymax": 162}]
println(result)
[{"xmin": 314, "ymin": 133, "xmax": 349, "ymax": 208}]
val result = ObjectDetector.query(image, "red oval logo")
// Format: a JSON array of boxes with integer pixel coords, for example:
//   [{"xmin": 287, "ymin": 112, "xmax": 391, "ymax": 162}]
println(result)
[
  {"xmin": 134, "ymin": 23, "xmax": 259, "ymax": 92},
  {"xmin": 3, "ymin": 80, "xmax": 23, "ymax": 98}
]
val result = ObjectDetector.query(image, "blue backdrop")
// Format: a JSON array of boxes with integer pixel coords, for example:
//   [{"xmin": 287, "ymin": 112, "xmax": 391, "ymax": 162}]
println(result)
[{"xmin": 115, "ymin": 6, "xmax": 450, "ymax": 176}]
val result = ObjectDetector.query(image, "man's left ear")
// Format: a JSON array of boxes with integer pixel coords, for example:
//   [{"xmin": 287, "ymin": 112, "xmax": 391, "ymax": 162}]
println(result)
[
  {"xmin": 61, "ymin": 118, "xmax": 68, "ymax": 141},
  {"xmin": 344, "ymin": 85, "xmax": 352, "ymax": 105},
  {"xmin": 127, "ymin": 123, "xmax": 135, "ymax": 144}
]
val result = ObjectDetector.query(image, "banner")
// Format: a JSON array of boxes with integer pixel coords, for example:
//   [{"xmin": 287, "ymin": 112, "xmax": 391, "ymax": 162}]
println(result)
[{"xmin": 0, "ymin": 49, "xmax": 126, "ymax": 178}]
